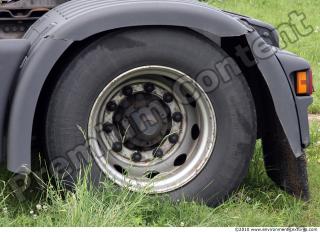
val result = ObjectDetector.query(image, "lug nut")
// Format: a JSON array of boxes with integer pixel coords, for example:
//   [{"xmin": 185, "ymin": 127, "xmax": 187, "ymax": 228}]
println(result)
[
  {"xmin": 112, "ymin": 142, "xmax": 122, "ymax": 152},
  {"xmin": 122, "ymin": 86, "xmax": 133, "ymax": 96},
  {"xmin": 103, "ymin": 122, "xmax": 113, "ymax": 134},
  {"xmin": 131, "ymin": 152, "xmax": 142, "ymax": 162},
  {"xmin": 153, "ymin": 149, "xmax": 164, "ymax": 158},
  {"xmin": 106, "ymin": 101, "xmax": 118, "ymax": 112},
  {"xmin": 163, "ymin": 92, "xmax": 174, "ymax": 103},
  {"xmin": 169, "ymin": 133, "xmax": 179, "ymax": 144},
  {"xmin": 172, "ymin": 112, "xmax": 183, "ymax": 122},
  {"xmin": 144, "ymin": 83, "xmax": 155, "ymax": 93}
]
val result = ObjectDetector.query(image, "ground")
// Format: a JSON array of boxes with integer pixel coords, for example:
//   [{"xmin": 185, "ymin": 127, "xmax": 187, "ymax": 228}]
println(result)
[{"xmin": 0, "ymin": 0, "xmax": 320, "ymax": 227}]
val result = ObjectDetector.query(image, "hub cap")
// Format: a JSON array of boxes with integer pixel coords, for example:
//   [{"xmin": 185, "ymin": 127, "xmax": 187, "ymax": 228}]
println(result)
[
  {"xmin": 113, "ymin": 92, "xmax": 172, "ymax": 151},
  {"xmin": 88, "ymin": 66, "xmax": 216, "ymax": 193}
]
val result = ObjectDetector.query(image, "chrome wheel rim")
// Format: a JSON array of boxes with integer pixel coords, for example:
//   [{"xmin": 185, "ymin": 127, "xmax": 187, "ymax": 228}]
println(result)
[{"xmin": 88, "ymin": 66, "xmax": 216, "ymax": 193}]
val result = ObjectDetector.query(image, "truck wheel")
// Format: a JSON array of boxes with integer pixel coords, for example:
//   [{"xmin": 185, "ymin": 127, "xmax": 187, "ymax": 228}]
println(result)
[{"xmin": 45, "ymin": 27, "xmax": 256, "ymax": 206}]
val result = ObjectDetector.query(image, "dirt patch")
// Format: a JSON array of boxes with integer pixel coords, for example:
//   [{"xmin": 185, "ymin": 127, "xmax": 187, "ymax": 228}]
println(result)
[{"xmin": 309, "ymin": 114, "xmax": 320, "ymax": 123}]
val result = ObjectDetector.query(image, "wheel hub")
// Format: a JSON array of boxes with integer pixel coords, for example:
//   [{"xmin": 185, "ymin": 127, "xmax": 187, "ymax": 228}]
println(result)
[{"xmin": 113, "ymin": 92, "xmax": 172, "ymax": 151}]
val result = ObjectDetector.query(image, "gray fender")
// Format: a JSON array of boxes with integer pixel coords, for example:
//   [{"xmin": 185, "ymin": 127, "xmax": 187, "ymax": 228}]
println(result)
[
  {"xmin": 5, "ymin": 0, "xmax": 304, "ymax": 173},
  {"xmin": 0, "ymin": 40, "xmax": 30, "ymax": 163},
  {"xmin": 245, "ymin": 32, "xmax": 306, "ymax": 158}
]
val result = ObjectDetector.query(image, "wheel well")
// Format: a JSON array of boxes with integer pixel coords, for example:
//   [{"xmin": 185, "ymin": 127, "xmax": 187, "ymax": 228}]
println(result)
[
  {"xmin": 32, "ymin": 26, "xmax": 274, "ymax": 160},
  {"xmin": 31, "ymin": 28, "xmax": 104, "ymax": 162},
  {"xmin": 221, "ymin": 35, "xmax": 277, "ymax": 139},
  {"xmin": 32, "ymin": 26, "xmax": 217, "ymax": 156}
]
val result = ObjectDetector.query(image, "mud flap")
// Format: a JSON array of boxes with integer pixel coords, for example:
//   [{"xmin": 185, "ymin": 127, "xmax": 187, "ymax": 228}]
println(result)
[{"xmin": 262, "ymin": 112, "xmax": 309, "ymax": 201}]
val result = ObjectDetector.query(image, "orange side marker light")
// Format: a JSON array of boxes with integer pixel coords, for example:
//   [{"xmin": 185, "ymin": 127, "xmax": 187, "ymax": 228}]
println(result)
[{"xmin": 296, "ymin": 71, "xmax": 308, "ymax": 95}]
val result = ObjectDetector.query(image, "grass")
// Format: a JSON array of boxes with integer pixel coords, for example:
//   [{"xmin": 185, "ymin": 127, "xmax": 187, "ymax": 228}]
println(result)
[
  {"xmin": 0, "ymin": 0, "xmax": 320, "ymax": 227},
  {"xmin": 0, "ymin": 121, "xmax": 319, "ymax": 227}
]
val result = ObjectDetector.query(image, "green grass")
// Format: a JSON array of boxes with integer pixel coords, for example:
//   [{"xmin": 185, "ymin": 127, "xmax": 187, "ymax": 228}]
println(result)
[
  {"xmin": 205, "ymin": 0, "xmax": 320, "ymax": 113},
  {"xmin": 0, "ymin": 122, "xmax": 319, "ymax": 227},
  {"xmin": 1, "ymin": 0, "xmax": 320, "ymax": 227}
]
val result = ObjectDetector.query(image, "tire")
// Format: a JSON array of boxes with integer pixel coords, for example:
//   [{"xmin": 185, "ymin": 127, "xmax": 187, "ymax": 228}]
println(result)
[{"xmin": 45, "ymin": 27, "xmax": 257, "ymax": 206}]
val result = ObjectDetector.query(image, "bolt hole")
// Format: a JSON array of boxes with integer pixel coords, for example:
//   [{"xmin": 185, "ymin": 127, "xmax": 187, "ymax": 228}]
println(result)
[
  {"xmin": 174, "ymin": 154, "xmax": 187, "ymax": 166},
  {"xmin": 145, "ymin": 171, "xmax": 160, "ymax": 179},
  {"xmin": 191, "ymin": 124, "xmax": 200, "ymax": 140},
  {"xmin": 114, "ymin": 165, "xmax": 127, "ymax": 175},
  {"xmin": 185, "ymin": 93, "xmax": 196, "ymax": 108}
]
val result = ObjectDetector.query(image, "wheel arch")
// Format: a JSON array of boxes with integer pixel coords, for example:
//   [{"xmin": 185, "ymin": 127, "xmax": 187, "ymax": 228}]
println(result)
[
  {"xmin": 6, "ymin": 0, "xmax": 304, "ymax": 175},
  {"xmin": 6, "ymin": 0, "xmax": 253, "ymax": 173}
]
